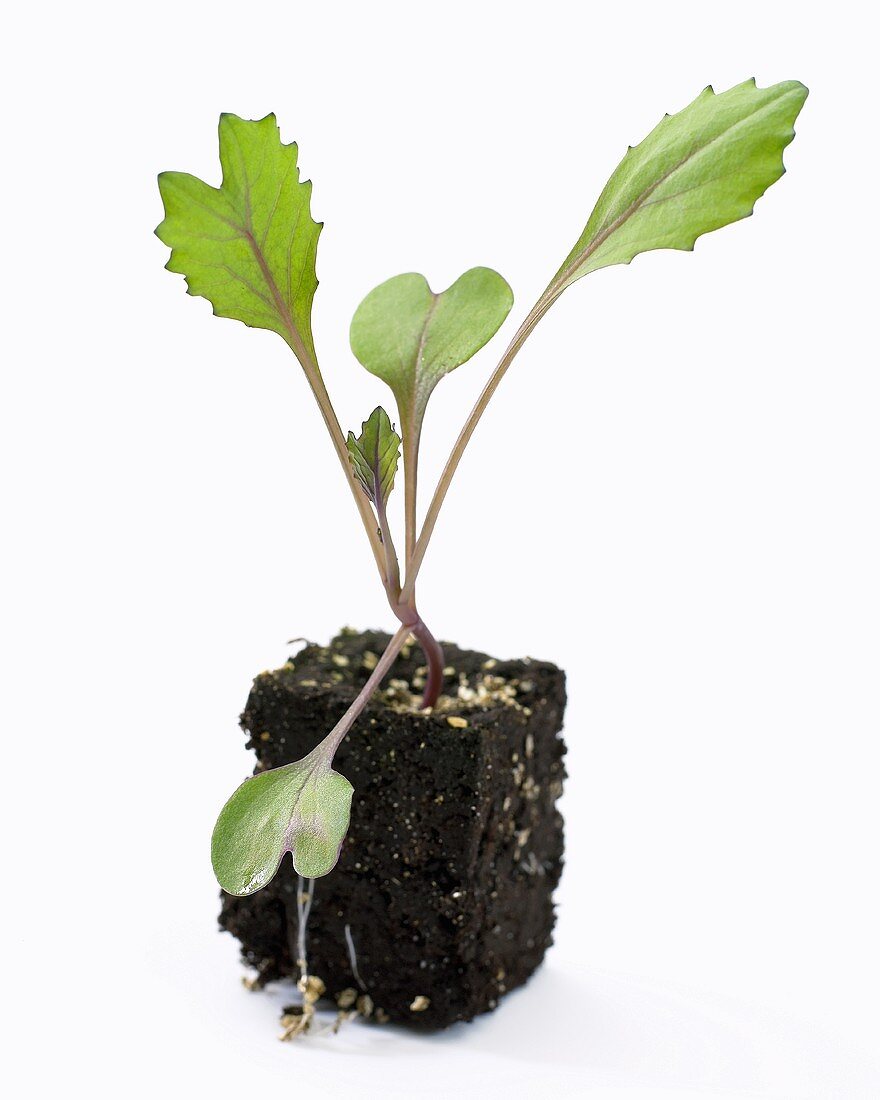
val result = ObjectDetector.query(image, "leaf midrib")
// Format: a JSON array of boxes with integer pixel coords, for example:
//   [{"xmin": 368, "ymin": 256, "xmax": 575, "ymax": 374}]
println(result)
[
  {"xmin": 281, "ymin": 754, "xmax": 325, "ymax": 851},
  {"xmin": 554, "ymin": 83, "xmax": 796, "ymax": 290},
  {"xmin": 411, "ymin": 291, "xmax": 440, "ymax": 415},
  {"xmin": 168, "ymin": 154, "xmax": 311, "ymax": 363}
]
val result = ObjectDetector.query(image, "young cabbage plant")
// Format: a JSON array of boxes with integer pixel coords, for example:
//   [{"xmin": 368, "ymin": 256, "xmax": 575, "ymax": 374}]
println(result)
[{"xmin": 156, "ymin": 77, "xmax": 807, "ymax": 896}]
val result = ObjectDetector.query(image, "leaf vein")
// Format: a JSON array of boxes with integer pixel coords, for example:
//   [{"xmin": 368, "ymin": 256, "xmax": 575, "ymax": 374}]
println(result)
[{"xmin": 561, "ymin": 83, "xmax": 796, "ymax": 284}]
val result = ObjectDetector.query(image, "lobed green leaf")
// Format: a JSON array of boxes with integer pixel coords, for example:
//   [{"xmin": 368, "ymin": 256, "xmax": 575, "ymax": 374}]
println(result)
[
  {"xmin": 156, "ymin": 113, "xmax": 322, "ymax": 359},
  {"xmin": 211, "ymin": 754, "xmax": 353, "ymax": 895},
  {"xmin": 554, "ymin": 78, "xmax": 808, "ymax": 289}
]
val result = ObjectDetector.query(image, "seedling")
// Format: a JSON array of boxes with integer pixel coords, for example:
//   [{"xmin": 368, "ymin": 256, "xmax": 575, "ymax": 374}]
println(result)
[{"xmin": 157, "ymin": 78, "xmax": 807, "ymax": 898}]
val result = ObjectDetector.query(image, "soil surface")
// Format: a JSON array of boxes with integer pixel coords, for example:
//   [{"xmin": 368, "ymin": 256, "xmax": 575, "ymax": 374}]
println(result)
[{"xmin": 220, "ymin": 628, "xmax": 567, "ymax": 1031}]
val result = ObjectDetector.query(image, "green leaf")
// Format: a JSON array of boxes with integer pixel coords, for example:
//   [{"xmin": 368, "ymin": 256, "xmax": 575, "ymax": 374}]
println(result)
[
  {"xmin": 554, "ymin": 78, "xmax": 808, "ymax": 289},
  {"xmin": 346, "ymin": 407, "xmax": 401, "ymax": 509},
  {"xmin": 349, "ymin": 268, "xmax": 513, "ymax": 429},
  {"xmin": 211, "ymin": 754, "xmax": 353, "ymax": 895},
  {"xmin": 156, "ymin": 113, "xmax": 322, "ymax": 361}
]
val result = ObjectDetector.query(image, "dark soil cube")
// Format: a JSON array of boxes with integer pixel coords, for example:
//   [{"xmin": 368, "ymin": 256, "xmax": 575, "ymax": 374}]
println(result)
[{"xmin": 220, "ymin": 629, "xmax": 567, "ymax": 1030}]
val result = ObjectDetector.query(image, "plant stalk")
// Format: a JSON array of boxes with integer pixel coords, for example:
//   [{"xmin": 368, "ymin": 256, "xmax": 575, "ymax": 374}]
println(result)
[
  {"xmin": 400, "ymin": 291, "xmax": 558, "ymax": 602},
  {"xmin": 241, "ymin": 228, "xmax": 388, "ymax": 580},
  {"xmin": 411, "ymin": 618, "xmax": 444, "ymax": 708},
  {"xmin": 402, "ymin": 417, "xmax": 420, "ymax": 567},
  {"xmin": 376, "ymin": 499, "xmax": 401, "ymax": 596},
  {"xmin": 323, "ymin": 624, "xmax": 412, "ymax": 757},
  {"xmin": 298, "ymin": 353, "xmax": 389, "ymax": 580}
]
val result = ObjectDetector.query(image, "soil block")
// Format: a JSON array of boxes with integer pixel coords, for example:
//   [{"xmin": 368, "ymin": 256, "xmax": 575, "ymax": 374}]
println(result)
[{"xmin": 220, "ymin": 628, "xmax": 567, "ymax": 1031}]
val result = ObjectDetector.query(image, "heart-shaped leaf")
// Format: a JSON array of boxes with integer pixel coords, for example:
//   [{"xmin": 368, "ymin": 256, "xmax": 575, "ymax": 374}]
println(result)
[
  {"xmin": 349, "ymin": 268, "xmax": 513, "ymax": 431},
  {"xmin": 554, "ymin": 78, "xmax": 808, "ymax": 289},
  {"xmin": 156, "ymin": 113, "xmax": 322, "ymax": 362},
  {"xmin": 211, "ymin": 754, "xmax": 353, "ymax": 895},
  {"xmin": 346, "ymin": 406, "xmax": 401, "ymax": 510}
]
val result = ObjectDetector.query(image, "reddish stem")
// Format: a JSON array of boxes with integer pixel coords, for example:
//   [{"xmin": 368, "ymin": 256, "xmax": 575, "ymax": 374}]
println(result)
[
  {"xmin": 386, "ymin": 596, "xmax": 445, "ymax": 710},
  {"xmin": 411, "ymin": 620, "xmax": 445, "ymax": 709},
  {"xmin": 323, "ymin": 624, "xmax": 411, "ymax": 757}
]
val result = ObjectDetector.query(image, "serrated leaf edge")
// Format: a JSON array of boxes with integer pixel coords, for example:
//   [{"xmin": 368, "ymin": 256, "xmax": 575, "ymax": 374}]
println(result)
[{"xmin": 555, "ymin": 78, "xmax": 808, "ymax": 287}]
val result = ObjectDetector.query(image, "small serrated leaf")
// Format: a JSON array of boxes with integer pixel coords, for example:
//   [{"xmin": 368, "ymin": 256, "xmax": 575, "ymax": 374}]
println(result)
[
  {"xmin": 211, "ymin": 754, "xmax": 353, "ymax": 895},
  {"xmin": 156, "ymin": 113, "xmax": 322, "ymax": 361},
  {"xmin": 349, "ymin": 267, "xmax": 513, "ymax": 432},
  {"xmin": 346, "ymin": 407, "xmax": 401, "ymax": 509},
  {"xmin": 554, "ymin": 78, "xmax": 808, "ymax": 288}
]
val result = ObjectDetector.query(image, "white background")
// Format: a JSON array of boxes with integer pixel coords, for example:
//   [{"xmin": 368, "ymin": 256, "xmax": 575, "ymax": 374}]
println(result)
[{"xmin": 3, "ymin": 1, "xmax": 878, "ymax": 1097}]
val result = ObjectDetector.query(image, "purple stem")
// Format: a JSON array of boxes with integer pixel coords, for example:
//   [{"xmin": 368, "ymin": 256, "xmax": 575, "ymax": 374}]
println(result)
[
  {"xmin": 411, "ymin": 619, "xmax": 445, "ymax": 709},
  {"xmin": 323, "ymin": 624, "xmax": 412, "ymax": 757}
]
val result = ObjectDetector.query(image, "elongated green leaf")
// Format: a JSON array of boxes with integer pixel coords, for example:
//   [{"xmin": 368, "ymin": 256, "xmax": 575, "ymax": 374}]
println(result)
[
  {"xmin": 211, "ymin": 755, "xmax": 353, "ymax": 895},
  {"xmin": 347, "ymin": 407, "xmax": 401, "ymax": 509},
  {"xmin": 156, "ymin": 113, "xmax": 322, "ymax": 360},
  {"xmin": 350, "ymin": 268, "xmax": 513, "ymax": 429},
  {"xmin": 554, "ymin": 78, "xmax": 808, "ymax": 289}
]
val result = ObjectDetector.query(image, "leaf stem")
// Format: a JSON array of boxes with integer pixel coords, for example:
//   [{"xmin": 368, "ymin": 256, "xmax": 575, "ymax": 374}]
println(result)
[
  {"xmin": 321, "ymin": 624, "xmax": 412, "ymax": 758},
  {"xmin": 402, "ymin": 420, "xmax": 419, "ymax": 566},
  {"xmin": 400, "ymin": 291, "xmax": 558, "ymax": 602},
  {"xmin": 376, "ymin": 497, "xmax": 401, "ymax": 596},
  {"xmin": 411, "ymin": 619, "xmax": 444, "ymax": 709},
  {"xmin": 240, "ymin": 228, "xmax": 387, "ymax": 581},
  {"xmin": 296, "ymin": 354, "xmax": 388, "ymax": 580}
]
